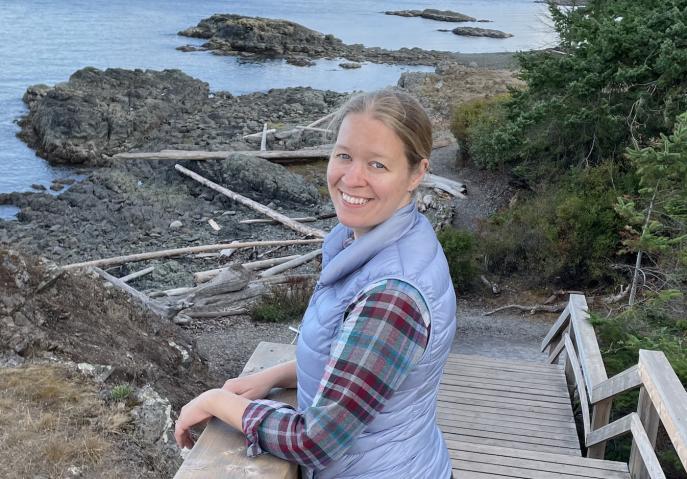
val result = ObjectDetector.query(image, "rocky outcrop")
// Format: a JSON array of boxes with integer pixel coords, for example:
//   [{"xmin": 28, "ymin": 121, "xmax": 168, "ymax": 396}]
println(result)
[
  {"xmin": 19, "ymin": 68, "xmax": 210, "ymax": 165},
  {"xmin": 385, "ymin": 9, "xmax": 477, "ymax": 22},
  {"xmin": 452, "ymin": 27, "xmax": 513, "ymax": 38},
  {"xmin": 19, "ymin": 67, "xmax": 346, "ymax": 165},
  {"xmin": 194, "ymin": 153, "xmax": 320, "ymax": 206},
  {"xmin": 178, "ymin": 14, "xmax": 463, "ymax": 66}
]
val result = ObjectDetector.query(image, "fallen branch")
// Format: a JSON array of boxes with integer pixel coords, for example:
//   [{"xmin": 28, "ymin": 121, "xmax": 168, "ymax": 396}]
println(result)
[
  {"xmin": 118, "ymin": 266, "xmax": 154, "ymax": 283},
  {"xmin": 260, "ymin": 123, "xmax": 268, "ymax": 152},
  {"xmin": 422, "ymin": 173, "xmax": 467, "ymax": 198},
  {"xmin": 175, "ymin": 164, "xmax": 327, "ymax": 239},
  {"xmin": 240, "ymin": 211, "xmax": 336, "ymax": 225},
  {"xmin": 243, "ymin": 129, "xmax": 276, "ymax": 139},
  {"xmin": 602, "ymin": 284, "xmax": 630, "ymax": 304},
  {"xmin": 62, "ymin": 238, "xmax": 323, "ymax": 270},
  {"xmin": 113, "ymin": 147, "xmax": 332, "ymax": 163},
  {"xmin": 185, "ymin": 308, "xmax": 249, "ymax": 319},
  {"xmin": 92, "ymin": 267, "xmax": 179, "ymax": 320},
  {"xmin": 296, "ymin": 125, "xmax": 331, "ymax": 133},
  {"xmin": 193, "ymin": 255, "xmax": 300, "ymax": 284},
  {"xmin": 484, "ymin": 303, "xmax": 565, "ymax": 316},
  {"xmin": 479, "ymin": 275, "xmax": 500, "ymax": 295},
  {"xmin": 259, "ymin": 249, "xmax": 322, "ymax": 278},
  {"xmin": 306, "ymin": 112, "xmax": 336, "ymax": 129}
]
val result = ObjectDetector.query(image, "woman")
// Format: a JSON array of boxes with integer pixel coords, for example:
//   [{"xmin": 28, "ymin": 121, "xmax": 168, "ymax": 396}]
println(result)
[{"xmin": 175, "ymin": 90, "xmax": 457, "ymax": 478}]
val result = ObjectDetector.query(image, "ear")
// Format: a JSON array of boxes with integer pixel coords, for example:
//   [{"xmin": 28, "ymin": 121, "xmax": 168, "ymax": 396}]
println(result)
[{"xmin": 408, "ymin": 158, "xmax": 429, "ymax": 192}]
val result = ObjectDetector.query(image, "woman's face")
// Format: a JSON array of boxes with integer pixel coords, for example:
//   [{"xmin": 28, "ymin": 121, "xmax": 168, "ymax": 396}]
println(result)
[{"xmin": 327, "ymin": 112, "xmax": 428, "ymax": 238}]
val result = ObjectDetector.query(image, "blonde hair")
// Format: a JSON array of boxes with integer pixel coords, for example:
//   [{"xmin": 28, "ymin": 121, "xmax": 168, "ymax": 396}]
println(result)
[{"xmin": 329, "ymin": 89, "xmax": 432, "ymax": 170}]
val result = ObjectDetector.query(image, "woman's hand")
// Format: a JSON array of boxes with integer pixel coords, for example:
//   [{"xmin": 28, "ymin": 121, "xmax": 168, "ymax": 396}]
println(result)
[
  {"xmin": 174, "ymin": 389, "xmax": 251, "ymax": 449},
  {"xmin": 222, "ymin": 374, "xmax": 273, "ymax": 400},
  {"xmin": 174, "ymin": 390, "xmax": 215, "ymax": 449}
]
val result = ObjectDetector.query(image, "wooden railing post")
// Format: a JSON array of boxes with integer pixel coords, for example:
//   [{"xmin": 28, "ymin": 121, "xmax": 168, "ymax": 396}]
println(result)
[
  {"xmin": 628, "ymin": 386, "xmax": 660, "ymax": 478},
  {"xmin": 588, "ymin": 398, "xmax": 613, "ymax": 459}
]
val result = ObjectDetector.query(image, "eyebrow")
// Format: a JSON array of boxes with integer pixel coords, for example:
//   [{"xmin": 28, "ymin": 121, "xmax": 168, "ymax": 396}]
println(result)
[{"xmin": 334, "ymin": 143, "xmax": 391, "ymax": 159}]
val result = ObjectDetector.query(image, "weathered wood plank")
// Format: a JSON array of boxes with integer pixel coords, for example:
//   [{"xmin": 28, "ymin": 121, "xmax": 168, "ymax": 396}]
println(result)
[
  {"xmin": 437, "ymin": 408, "xmax": 577, "ymax": 431},
  {"xmin": 440, "ymin": 374, "xmax": 570, "ymax": 397},
  {"xmin": 569, "ymin": 294, "xmax": 608, "ymax": 392},
  {"xmin": 446, "ymin": 440, "xmax": 630, "ymax": 472},
  {"xmin": 449, "ymin": 449, "xmax": 629, "ymax": 479},
  {"xmin": 441, "ymin": 424, "xmax": 580, "ymax": 449},
  {"xmin": 629, "ymin": 413, "xmax": 667, "ymax": 479},
  {"xmin": 540, "ymin": 304, "xmax": 570, "ymax": 352},
  {"xmin": 590, "ymin": 364, "xmax": 641, "ymax": 404},
  {"xmin": 439, "ymin": 376, "xmax": 570, "ymax": 400},
  {"xmin": 437, "ymin": 401, "xmax": 575, "ymax": 422},
  {"xmin": 437, "ymin": 387, "xmax": 573, "ymax": 410},
  {"xmin": 174, "ymin": 342, "xmax": 297, "ymax": 479},
  {"xmin": 638, "ymin": 350, "xmax": 687, "ymax": 472},
  {"xmin": 444, "ymin": 360, "xmax": 566, "ymax": 379},
  {"xmin": 586, "ymin": 414, "xmax": 633, "ymax": 447},
  {"xmin": 438, "ymin": 410, "xmax": 578, "ymax": 436},
  {"xmin": 564, "ymin": 333, "xmax": 591, "ymax": 436},
  {"xmin": 437, "ymin": 419, "xmax": 580, "ymax": 449},
  {"xmin": 441, "ymin": 366, "xmax": 566, "ymax": 387},
  {"xmin": 437, "ymin": 392, "xmax": 573, "ymax": 416},
  {"xmin": 439, "ymin": 383, "xmax": 572, "ymax": 404},
  {"xmin": 629, "ymin": 387, "xmax": 660, "ymax": 479},
  {"xmin": 446, "ymin": 354, "xmax": 565, "ymax": 373},
  {"xmin": 443, "ymin": 431, "xmax": 581, "ymax": 456}
]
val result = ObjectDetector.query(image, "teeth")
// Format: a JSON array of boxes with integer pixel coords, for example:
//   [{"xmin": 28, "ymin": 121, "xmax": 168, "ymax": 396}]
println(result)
[{"xmin": 342, "ymin": 192, "xmax": 370, "ymax": 205}]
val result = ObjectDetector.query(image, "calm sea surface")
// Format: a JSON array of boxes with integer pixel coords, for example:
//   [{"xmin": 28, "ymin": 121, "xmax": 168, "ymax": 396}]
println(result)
[{"xmin": 0, "ymin": 0, "xmax": 557, "ymax": 206}]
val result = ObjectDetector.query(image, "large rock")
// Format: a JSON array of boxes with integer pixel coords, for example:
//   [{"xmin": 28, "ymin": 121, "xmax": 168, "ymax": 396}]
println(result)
[
  {"xmin": 179, "ymin": 14, "xmax": 344, "ymax": 57},
  {"xmin": 452, "ymin": 27, "xmax": 513, "ymax": 38},
  {"xmin": 18, "ymin": 67, "xmax": 346, "ymax": 165},
  {"xmin": 385, "ymin": 9, "xmax": 477, "ymax": 22},
  {"xmin": 194, "ymin": 153, "xmax": 320, "ymax": 206},
  {"xmin": 19, "ymin": 68, "xmax": 210, "ymax": 164}
]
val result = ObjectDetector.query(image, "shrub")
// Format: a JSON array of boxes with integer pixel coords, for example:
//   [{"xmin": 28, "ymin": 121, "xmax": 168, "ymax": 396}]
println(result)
[
  {"xmin": 450, "ymin": 94, "xmax": 510, "ymax": 166},
  {"xmin": 477, "ymin": 163, "xmax": 629, "ymax": 286},
  {"xmin": 110, "ymin": 384, "xmax": 134, "ymax": 402},
  {"xmin": 250, "ymin": 279, "xmax": 313, "ymax": 323},
  {"xmin": 437, "ymin": 228, "xmax": 478, "ymax": 291}
]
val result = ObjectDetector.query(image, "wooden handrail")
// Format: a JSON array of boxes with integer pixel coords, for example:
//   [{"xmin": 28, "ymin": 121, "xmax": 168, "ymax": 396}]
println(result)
[
  {"xmin": 639, "ymin": 350, "xmax": 687, "ymax": 471},
  {"xmin": 541, "ymin": 294, "xmax": 687, "ymax": 478}
]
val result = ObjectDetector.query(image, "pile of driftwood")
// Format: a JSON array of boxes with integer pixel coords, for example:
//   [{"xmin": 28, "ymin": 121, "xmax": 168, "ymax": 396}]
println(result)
[{"xmin": 67, "ymin": 113, "xmax": 467, "ymax": 324}]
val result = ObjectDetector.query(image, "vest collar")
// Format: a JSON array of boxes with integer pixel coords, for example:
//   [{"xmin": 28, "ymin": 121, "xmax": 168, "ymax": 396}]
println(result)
[{"xmin": 319, "ymin": 201, "xmax": 418, "ymax": 287}]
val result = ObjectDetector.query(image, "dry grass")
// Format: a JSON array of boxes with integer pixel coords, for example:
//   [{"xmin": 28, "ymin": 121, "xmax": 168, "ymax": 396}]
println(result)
[{"xmin": 0, "ymin": 364, "xmax": 132, "ymax": 479}]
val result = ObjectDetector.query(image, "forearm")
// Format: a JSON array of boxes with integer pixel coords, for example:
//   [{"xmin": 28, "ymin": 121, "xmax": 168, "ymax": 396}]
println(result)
[
  {"xmin": 200, "ymin": 388, "xmax": 251, "ymax": 431},
  {"xmin": 265, "ymin": 359, "xmax": 297, "ymax": 389}
]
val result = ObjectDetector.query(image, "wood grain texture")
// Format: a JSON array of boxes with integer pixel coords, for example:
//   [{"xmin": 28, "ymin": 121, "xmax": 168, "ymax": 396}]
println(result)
[{"xmin": 174, "ymin": 342, "xmax": 297, "ymax": 479}]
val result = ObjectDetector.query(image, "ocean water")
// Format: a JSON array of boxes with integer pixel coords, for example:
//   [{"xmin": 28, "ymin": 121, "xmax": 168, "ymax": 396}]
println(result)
[{"xmin": 0, "ymin": 0, "xmax": 557, "ymax": 205}]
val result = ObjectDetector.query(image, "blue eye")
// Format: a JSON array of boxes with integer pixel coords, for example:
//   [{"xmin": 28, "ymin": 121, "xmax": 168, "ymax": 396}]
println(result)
[
  {"xmin": 336, "ymin": 153, "xmax": 351, "ymax": 161},
  {"xmin": 370, "ymin": 161, "xmax": 386, "ymax": 170}
]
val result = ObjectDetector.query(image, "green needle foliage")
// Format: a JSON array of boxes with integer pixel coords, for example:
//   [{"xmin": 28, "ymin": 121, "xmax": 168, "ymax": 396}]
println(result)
[{"xmin": 470, "ymin": 0, "xmax": 687, "ymax": 182}]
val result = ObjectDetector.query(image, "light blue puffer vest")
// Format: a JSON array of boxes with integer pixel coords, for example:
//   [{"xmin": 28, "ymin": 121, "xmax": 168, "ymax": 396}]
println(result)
[{"xmin": 296, "ymin": 201, "xmax": 457, "ymax": 478}]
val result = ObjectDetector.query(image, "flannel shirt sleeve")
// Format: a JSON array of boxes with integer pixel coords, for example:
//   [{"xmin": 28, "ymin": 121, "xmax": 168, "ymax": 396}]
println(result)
[{"xmin": 241, "ymin": 279, "xmax": 430, "ymax": 471}]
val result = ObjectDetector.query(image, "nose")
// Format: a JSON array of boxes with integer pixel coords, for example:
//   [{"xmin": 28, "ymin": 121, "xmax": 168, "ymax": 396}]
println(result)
[{"xmin": 341, "ymin": 159, "xmax": 366, "ymax": 187}]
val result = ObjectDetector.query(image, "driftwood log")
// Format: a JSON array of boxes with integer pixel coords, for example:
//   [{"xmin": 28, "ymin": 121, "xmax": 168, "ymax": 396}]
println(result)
[
  {"xmin": 193, "ymin": 255, "xmax": 300, "ymax": 284},
  {"xmin": 92, "ymin": 267, "xmax": 182, "ymax": 320},
  {"xmin": 113, "ymin": 148, "xmax": 332, "ymax": 163},
  {"xmin": 62, "ymin": 239, "xmax": 322, "ymax": 270},
  {"xmin": 175, "ymin": 164, "xmax": 327, "ymax": 239},
  {"xmin": 258, "ymin": 249, "xmax": 322, "ymax": 278},
  {"xmin": 484, "ymin": 303, "xmax": 566, "ymax": 316},
  {"xmin": 424, "ymin": 173, "xmax": 467, "ymax": 198}
]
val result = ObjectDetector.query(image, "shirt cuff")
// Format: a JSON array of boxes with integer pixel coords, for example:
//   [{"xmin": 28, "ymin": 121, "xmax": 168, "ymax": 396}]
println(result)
[{"xmin": 242, "ymin": 399, "xmax": 296, "ymax": 457}]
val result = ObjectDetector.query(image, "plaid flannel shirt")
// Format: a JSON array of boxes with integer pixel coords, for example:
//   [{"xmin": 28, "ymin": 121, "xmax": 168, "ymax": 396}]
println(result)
[{"xmin": 242, "ymin": 278, "xmax": 430, "ymax": 476}]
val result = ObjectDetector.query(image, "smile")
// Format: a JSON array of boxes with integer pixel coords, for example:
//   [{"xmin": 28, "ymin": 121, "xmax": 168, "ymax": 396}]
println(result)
[{"xmin": 341, "ymin": 191, "xmax": 371, "ymax": 206}]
